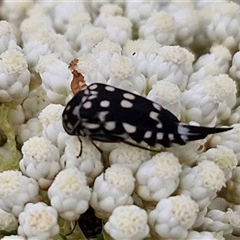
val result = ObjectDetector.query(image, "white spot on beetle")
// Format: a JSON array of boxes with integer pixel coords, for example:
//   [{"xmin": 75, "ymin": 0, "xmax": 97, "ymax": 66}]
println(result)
[
  {"xmin": 153, "ymin": 102, "xmax": 161, "ymax": 111},
  {"xmin": 156, "ymin": 132, "xmax": 163, "ymax": 140},
  {"xmin": 105, "ymin": 121, "xmax": 116, "ymax": 131},
  {"xmin": 123, "ymin": 93, "xmax": 135, "ymax": 100},
  {"xmin": 89, "ymin": 84, "xmax": 98, "ymax": 90},
  {"xmin": 121, "ymin": 100, "xmax": 133, "ymax": 108},
  {"xmin": 105, "ymin": 85, "xmax": 115, "ymax": 92},
  {"xmin": 123, "ymin": 122, "xmax": 136, "ymax": 133},
  {"xmin": 84, "ymin": 123, "xmax": 100, "ymax": 129},
  {"xmin": 100, "ymin": 100, "xmax": 110, "ymax": 108},
  {"xmin": 168, "ymin": 133, "xmax": 174, "ymax": 140},
  {"xmin": 144, "ymin": 131, "xmax": 152, "ymax": 138},
  {"xmin": 156, "ymin": 122, "xmax": 162, "ymax": 128},
  {"xmin": 149, "ymin": 111, "xmax": 159, "ymax": 121},
  {"xmin": 178, "ymin": 124, "xmax": 189, "ymax": 135},
  {"xmin": 83, "ymin": 101, "xmax": 92, "ymax": 109},
  {"xmin": 98, "ymin": 111, "xmax": 108, "ymax": 122}
]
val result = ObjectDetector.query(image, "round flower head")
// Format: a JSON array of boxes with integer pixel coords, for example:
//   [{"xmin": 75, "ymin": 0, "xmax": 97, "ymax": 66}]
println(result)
[
  {"xmin": 38, "ymin": 103, "xmax": 69, "ymax": 152},
  {"xmin": 205, "ymin": 2, "xmax": 240, "ymax": 52},
  {"xmin": 20, "ymin": 15, "xmax": 54, "ymax": 43},
  {"xmin": 182, "ymin": 76, "xmax": 224, "ymax": 126},
  {"xmin": 94, "ymin": 4, "xmax": 123, "ymax": 28},
  {"xmin": 139, "ymin": 11, "xmax": 175, "ymax": 45},
  {"xmin": 0, "ymin": 49, "xmax": 30, "ymax": 105},
  {"xmin": 108, "ymin": 143, "xmax": 150, "ymax": 174},
  {"xmin": 147, "ymin": 45, "xmax": 194, "ymax": 91},
  {"xmin": 22, "ymin": 85, "xmax": 50, "ymax": 120},
  {"xmin": 200, "ymin": 209, "xmax": 234, "ymax": 235},
  {"xmin": 179, "ymin": 160, "xmax": 226, "ymax": 210},
  {"xmin": 125, "ymin": 1, "xmax": 160, "ymax": 28},
  {"xmin": 17, "ymin": 118, "xmax": 42, "ymax": 145},
  {"xmin": 104, "ymin": 16, "xmax": 132, "ymax": 46},
  {"xmin": 0, "ymin": 1, "xmax": 33, "ymax": 27},
  {"xmin": 198, "ymin": 145, "xmax": 237, "ymax": 181},
  {"xmin": 53, "ymin": 2, "xmax": 87, "ymax": 33},
  {"xmin": 35, "ymin": 53, "xmax": 73, "ymax": 104},
  {"xmin": 108, "ymin": 54, "xmax": 146, "ymax": 95},
  {"xmin": 165, "ymin": 3, "xmax": 199, "ymax": 46},
  {"xmin": 23, "ymin": 30, "xmax": 55, "ymax": 68},
  {"xmin": 148, "ymin": 194, "xmax": 199, "ymax": 239},
  {"xmin": 0, "ymin": 170, "xmax": 39, "ymax": 217},
  {"xmin": 92, "ymin": 38, "xmax": 122, "ymax": 80},
  {"xmin": 48, "ymin": 168, "xmax": 91, "ymax": 221},
  {"xmin": 60, "ymin": 136, "xmax": 103, "ymax": 185},
  {"xmin": 65, "ymin": 12, "xmax": 91, "ymax": 46},
  {"xmin": 90, "ymin": 165, "xmax": 135, "ymax": 219},
  {"xmin": 18, "ymin": 202, "xmax": 59, "ymax": 240},
  {"xmin": 0, "ymin": 207, "xmax": 18, "ymax": 232},
  {"xmin": 189, "ymin": 45, "xmax": 232, "ymax": 88},
  {"xmin": 19, "ymin": 136, "xmax": 61, "ymax": 189},
  {"xmin": 78, "ymin": 25, "xmax": 107, "ymax": 54},
  {"xmin": 104, "ymin": 205, "xmax": 149, "ymax": 240},
  {"xmin": 0, "ymin": 20, "xmax": 20, "ymax": 53},
  {"xmin": 136, "ymin": 152, "xmax": 181, "ymax": 202}
]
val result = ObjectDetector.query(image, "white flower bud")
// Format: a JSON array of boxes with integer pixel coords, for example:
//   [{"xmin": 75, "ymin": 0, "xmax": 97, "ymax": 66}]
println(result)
[
  {"xmin": 22, "ymin": 85, "xmax": 50, "ymax": 120},
  {"xmin": 139, "ymin": 11, "xmax": 175, "ymax": 45},
  {"xmin": 136, "ymin": 152, "xmax": 181, "ymax": 202},
  {"xmin": 18, "ymin": 202, "xmax": 59, "ymax": 240},
  {"xmin": 19, "ymin": 136, "xmax": 61, "ymax": 189},
  {"xmin": 17, "ymin": 118, "xmax": 42, "ymax": 145},
  {"xmin": 179, "ymin": 160, "xmax": 226, "ymax": 210},
  {"xmin": 35, "ymin": 54, "xmax": 72, "ymax": 104},
  {"xmin": 104, "ymin": 16, "xmax": 132, "ymax": 46},
  {"xmin": 38, "ymin": 103, "xmax": 69, "ymax": 152},
  {"xmin": 108, "ymin": 54, "xmax": 146, "ymax": 95},
  {"xmin": 198, "ymin": 145, "xmax": 237, "ymax": 181},
  {"xmin": 48, "ymin": 168, "xmax": 91, "ymax": 221},
  {"xmin": 0, "ymin": 49, "xmax": 30, "ymax": 104},
  {"xmin": 104, "ymin": 205, "xmax": 149, "ymax": 240},
  {"xmin": 0, "ymin": 170, "xmax": 39, "ymax": 217},
  {"xmin": 0, "ymin": 20, "xmax": 20, "ymax": 53},
  {"xmin": 60, "ymin": 137, "xmax": 103, "ymax": 185},
  {"xmin": 148, "ymin": 195, "xmax": 199, "ymax": 239},
  {"xmin": 90, "ymin": 165, "xmax": 135, "ymax": 219},
  {"xmin": 0, "ymin": 207, "xmax": 18, "ymax": 232}
]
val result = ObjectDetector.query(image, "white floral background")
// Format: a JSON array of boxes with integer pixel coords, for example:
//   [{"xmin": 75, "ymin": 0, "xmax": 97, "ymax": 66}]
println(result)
[{"xmin": 0, "ymin": 1, "xmax": 240, "ymax": 240}]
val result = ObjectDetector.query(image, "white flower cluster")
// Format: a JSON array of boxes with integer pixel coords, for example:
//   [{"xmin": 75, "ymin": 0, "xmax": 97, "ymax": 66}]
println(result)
[{"xmin": 0, "ymin": 1, "xmax": 240, "ymax": 240}]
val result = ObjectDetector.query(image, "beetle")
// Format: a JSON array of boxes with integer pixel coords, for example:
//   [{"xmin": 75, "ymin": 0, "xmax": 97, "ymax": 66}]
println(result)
[{"xmin": 62, "ymin": 83, "xmax": 232, "ymax": 155}]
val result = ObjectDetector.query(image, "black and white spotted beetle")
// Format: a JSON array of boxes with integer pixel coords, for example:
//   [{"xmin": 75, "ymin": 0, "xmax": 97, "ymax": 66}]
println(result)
[{"xmin": 62, "ymin": 83, "xmax": 232, "ymax": 154}]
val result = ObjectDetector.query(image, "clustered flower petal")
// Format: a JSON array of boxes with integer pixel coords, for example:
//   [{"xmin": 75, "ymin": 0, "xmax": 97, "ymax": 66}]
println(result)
[
  {"xmin": 1, "ymin": 1, "xmax": 240, "ymax": 239},
  {"xmin": 18, "ymin": 202, "xmax": 59, "ymax": 240},
  {"xmin": 104, "ymin": 205, "xmax": 149, "ymax": 240},
  {"xmin": 19, "ymin": 136, "xmax": 61, "ymax": 189},
  {"xmin": 91, "ymin": 164, "xmax": 135, "ymax": 219},
  {"xmin": 48, "ymin": 168, "xmax": 91, "ymax": 221},
  {"xmin": 136, "ymin": 152, "xmax": 181, "ymax": 202},
  {"xmin": 0, "ymin": 170, "xmax": 39, "ymax": 217}
]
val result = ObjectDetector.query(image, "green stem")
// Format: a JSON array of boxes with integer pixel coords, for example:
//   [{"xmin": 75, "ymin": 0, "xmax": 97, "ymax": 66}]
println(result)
[{"xmin": 0, "ymin": 104, "xmax": 19, "ymax": 171}]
